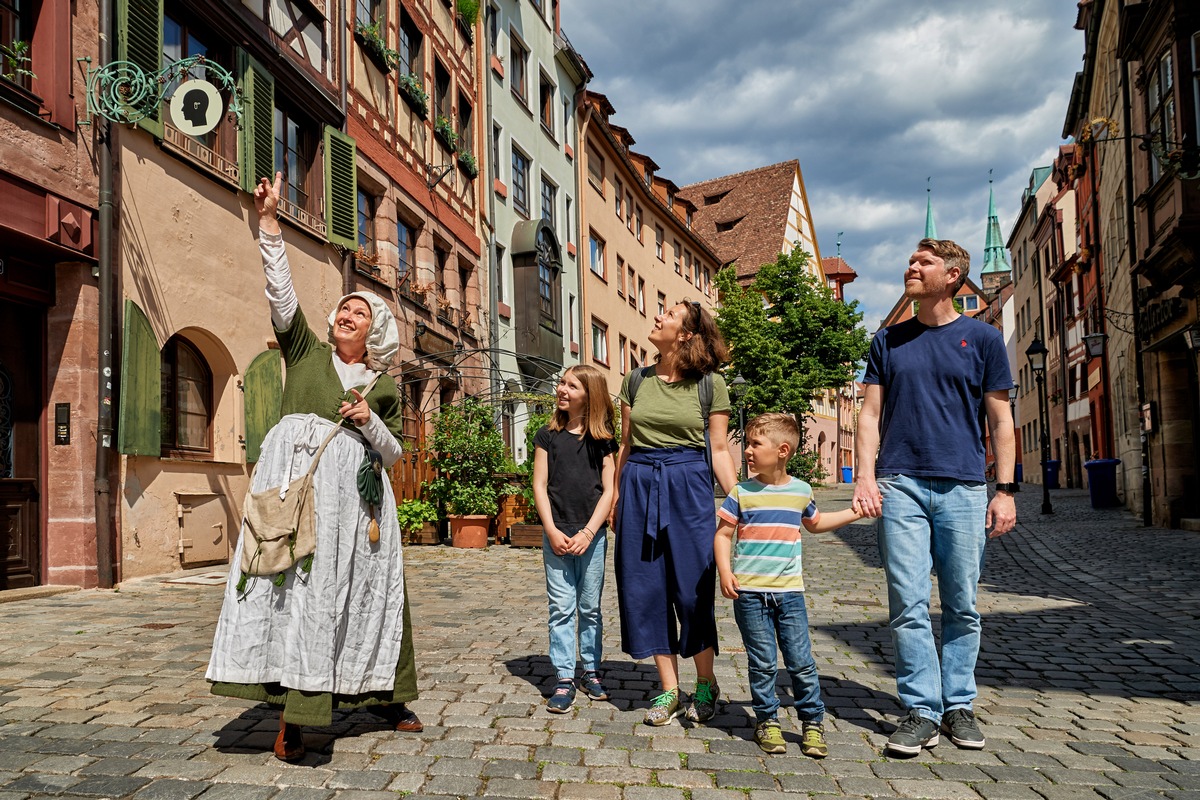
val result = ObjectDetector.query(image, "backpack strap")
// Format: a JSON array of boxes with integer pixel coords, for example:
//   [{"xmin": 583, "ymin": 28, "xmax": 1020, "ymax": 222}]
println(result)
[{"xmin": 625, "ymin": 365, "xmax": 655, "ymax": 408}]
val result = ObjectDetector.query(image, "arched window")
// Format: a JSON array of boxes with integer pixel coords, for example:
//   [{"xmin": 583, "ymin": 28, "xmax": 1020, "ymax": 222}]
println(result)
[{"xmin": 160, "ymin": 336, "xmax": 212, "ymax": 454}]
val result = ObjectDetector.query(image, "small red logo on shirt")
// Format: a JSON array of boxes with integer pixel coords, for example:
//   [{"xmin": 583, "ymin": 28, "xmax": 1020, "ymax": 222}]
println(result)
[{"xmin": 961, "ymin": 339, "xmax": 968, "ymax": 347}]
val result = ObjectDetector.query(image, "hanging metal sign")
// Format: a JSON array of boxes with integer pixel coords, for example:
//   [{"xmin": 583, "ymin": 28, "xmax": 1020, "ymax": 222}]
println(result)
[{"xmin": 168, "ymin": 78, "xmax": 224, "ymax": 136}]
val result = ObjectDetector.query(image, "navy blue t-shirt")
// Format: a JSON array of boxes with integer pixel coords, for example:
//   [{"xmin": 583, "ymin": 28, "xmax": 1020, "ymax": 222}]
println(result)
[{"xmin": 863, "ymin": 315, "xmax": 1012, "ymax": 482}]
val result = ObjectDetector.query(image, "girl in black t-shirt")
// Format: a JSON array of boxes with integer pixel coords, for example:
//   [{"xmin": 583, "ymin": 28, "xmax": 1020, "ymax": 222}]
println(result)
[{"xmin": 532, "ymin": 364, "xmax": 618, "ymax": 714}]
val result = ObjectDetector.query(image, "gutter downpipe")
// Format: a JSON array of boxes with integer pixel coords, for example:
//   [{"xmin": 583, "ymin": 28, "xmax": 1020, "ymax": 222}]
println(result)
[
  {"xmin": 94, "ymin": 0, "xmax": 115, "ymax": 589},
  {"xmin": 1118, "ymin": 0, "xmax": 1151, "ymax": 526},
  {"xmin": 485, "ymin": 21, "xmax": 499, "ymax": 409},
  {"xmin": 340, "ymin": 0, "xmax": 353, "ymax": 297}
]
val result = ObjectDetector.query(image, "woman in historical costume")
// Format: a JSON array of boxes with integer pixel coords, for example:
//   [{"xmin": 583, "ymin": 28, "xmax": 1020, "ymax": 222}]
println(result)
[{"xmin": 207, "ymin": 173, "xmax": 420, "ymax": 762}]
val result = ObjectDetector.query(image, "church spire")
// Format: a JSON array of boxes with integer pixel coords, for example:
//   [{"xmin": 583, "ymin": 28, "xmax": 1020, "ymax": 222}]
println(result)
[
  {"xmin": 924, "ymin": 177, "xmax": 937, "ymax": 239},
  {"xmin": 980, "ymin": 171, "xmax": 1012, "ymax": 293}
]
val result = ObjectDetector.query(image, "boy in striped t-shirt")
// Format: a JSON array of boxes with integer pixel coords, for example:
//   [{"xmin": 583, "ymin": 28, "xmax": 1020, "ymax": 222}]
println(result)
[{"xmin": 714, "ymin": 413, "xmax": 863, "ymax": 757}]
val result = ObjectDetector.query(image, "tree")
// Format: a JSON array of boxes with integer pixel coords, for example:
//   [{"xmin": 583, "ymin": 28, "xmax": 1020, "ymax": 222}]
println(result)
[{"xmin": 715, "ymin": 246, "xmax": 871, "ymax": 480}]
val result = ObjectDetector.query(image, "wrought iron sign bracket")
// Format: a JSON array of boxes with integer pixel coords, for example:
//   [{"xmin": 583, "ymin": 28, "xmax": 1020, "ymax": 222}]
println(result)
[{"xmin": 78, "ymin": 54, "xmax": 242, "ymax": 129}]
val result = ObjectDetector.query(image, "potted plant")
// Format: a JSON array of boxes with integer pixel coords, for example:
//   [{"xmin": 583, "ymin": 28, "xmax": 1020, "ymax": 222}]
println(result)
[
  {"xmin": 508, "ymin": 404, "xmax": 553, "ymax": 547},
  {"xmin": 427, "ymin": 398, "xmax": 505, "ymax": 547},
  {"xmin": 397, "ymin": 72, "xmax": 429, "ymax": 118},
  {"xmin": 457, "ymin": 151, "xmax": 479, "ymax": 180},
  {"xmin": 396, "ymin": 498, "xmax": 440, "ymax": 545},
  {"xmin": 434, "ymin": 114, "xmax": 459, "ymax": 152},
  {"xmin": 354, "ymin": 18, "xmax": 397, "ymax": 73},
  {"xmin": 1, "ymin": 40, "xmax": 35, "ymax": 85}
]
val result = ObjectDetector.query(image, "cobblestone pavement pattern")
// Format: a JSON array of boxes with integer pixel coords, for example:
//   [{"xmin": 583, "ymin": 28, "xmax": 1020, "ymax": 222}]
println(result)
[{"xmin": 1, "ymin": 486, "xmax": 1198, "ymax": 800}]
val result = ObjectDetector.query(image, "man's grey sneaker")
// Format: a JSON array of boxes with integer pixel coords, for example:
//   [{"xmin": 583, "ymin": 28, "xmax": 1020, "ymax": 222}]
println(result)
[
  {"xmin": 546, "ymin": 679, "xmax": 576, "ymax": 714},
  {"xmin": 579, "ymin": 670, "xmax": 609, "ymax": 701},
  {"xmin": 801, "ymin": 721, "xmax": 828, "ymax": 758},
  {"xmin": 755, "ymin": 718, "xmax": 787, "ymax": 753},
  {"xmin": 685, "ymin": 677, "xmax": 720, "ymax": 723},
  {"xmin": 643, "ymin": 688, "xmax": 683, "ymax": 726},
  {"xmin": 886, "ymin": 710, "xmax": 940, "ymax": 756},
  {"xmin": 941, "ymin": 708, "xmax": 985, "ymax": 749}
]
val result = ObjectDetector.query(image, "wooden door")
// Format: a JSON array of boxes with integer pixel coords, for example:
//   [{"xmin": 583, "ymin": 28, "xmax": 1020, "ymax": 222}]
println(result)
[{"xmin": 0, "ymin": 300, "xmax": 43, "ymax": 589}]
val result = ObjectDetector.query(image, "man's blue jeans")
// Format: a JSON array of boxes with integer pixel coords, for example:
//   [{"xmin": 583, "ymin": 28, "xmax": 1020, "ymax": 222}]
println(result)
[
  {"xmin": 543, "ymin": 529, "xmax": 607, "ymax": 679},
  {"xmin": 877, "ymin": 474, "xmax": 988, "ymax": 723},
  {"xmin": 733, "ymin": 591, "xmax": 825, "ymax": 723}
]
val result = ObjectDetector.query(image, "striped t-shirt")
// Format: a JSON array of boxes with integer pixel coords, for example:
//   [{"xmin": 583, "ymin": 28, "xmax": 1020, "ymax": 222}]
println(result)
[{"xmin": 717, "ymin": 477, "xmax": 817, "ymax": 593}]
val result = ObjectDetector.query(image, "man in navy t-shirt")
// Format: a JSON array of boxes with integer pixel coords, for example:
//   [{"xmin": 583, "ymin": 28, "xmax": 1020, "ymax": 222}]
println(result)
[{"xmin": 852, "ymin": 238, "xmax": 1016, "ymax": 757}]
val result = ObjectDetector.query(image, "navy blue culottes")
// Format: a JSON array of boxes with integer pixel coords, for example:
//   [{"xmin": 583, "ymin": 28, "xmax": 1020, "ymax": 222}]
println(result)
[{"xmin": 615, "ymin": 446, "xmax": 719, "ymax": 660}]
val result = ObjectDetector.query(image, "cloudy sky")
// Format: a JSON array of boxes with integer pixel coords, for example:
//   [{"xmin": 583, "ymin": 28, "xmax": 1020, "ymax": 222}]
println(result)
[{"xmin": 560, "ymin": 0, "xmax": 1084, "ymax": 330}]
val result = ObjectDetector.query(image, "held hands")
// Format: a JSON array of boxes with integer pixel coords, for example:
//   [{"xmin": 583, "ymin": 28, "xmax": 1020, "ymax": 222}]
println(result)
[
  {"xmin": 339, "ymin": 388, "xmax": 371, "ymax": 427},
  {"xmin": 547, "ymin": 527, "xmax": 595, "ymax": 556},
  {"xmin": 851, "ymin": 475, "xmax": 883, "ymax": 518}
]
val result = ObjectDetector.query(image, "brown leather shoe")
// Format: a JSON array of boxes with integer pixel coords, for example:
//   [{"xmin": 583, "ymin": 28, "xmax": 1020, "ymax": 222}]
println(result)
[
  {"xmin": 393, "ymin": 703, "xmax": 424, "ymax": 732},
  {"xmin": 273, "ymin": 718, "xmax": 305, "ymax": 762}
]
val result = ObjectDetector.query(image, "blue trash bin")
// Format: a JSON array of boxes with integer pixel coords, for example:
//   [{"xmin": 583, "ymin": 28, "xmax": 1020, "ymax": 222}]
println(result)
[
  {"xmin": 841, "ymin": 466, "xmax": 853, "ymax": 484},
  {"xmin": 1015, "ymin": 463, "xmax": 1023, "ymax": 483},
  {"xmin": 1083, "ymin": 459, "xmax": 1121, "ymax": 508},
  {"xmin": 1045, "ymin": 459, "xmax": 1061, "ymax": 489}
]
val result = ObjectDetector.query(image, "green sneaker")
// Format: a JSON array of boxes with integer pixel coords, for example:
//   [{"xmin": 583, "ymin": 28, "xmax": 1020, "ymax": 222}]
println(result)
[
  {"xmin": 643, "ymin": 688, "xmax": 683, "ymax": 726},
  {"xmin": 755, "ymin": 718, "xmax": 786, "ymax": 754},
  {"xmin": 685, "ymin": 677, "xmax": 720, "ymax": 723},
  {"xmin": 800, "ymin": 721, "xmax": 828, "ymax": 758}
]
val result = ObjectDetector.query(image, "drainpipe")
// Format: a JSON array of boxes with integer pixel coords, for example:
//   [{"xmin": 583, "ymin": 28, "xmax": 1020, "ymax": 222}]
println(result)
[
  {"xmin": 340, "ymin": 0, "xmax": 353, "ymax": 297},
  {"xmin": 485, "ymin": 18, "xmax": 499, "ymax": 406},
  {"xmin": 93, "ymin": 0, "xmax": 115, "ymax": 589},
  {"xmin": 1118, "ymin": 0, "xmax": 1151, "ymax": 525}
]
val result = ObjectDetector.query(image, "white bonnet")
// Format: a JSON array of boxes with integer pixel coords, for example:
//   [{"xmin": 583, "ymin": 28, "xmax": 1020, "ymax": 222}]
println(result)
[{"xmin": 327, "ymin": 291, "xmax": 400, "ymax": 371}]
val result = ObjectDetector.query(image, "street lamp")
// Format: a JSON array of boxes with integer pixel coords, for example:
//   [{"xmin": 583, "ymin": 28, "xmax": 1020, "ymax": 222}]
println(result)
[
  {"xmin": 1083, "ymin": 331, "xmax": 1108, "ymax": 360},
  {"xmin": 1025, "ymin": 338, "xmax": 1053, "ymax": 514},
  {"xmin": 730, "ymin": 373, "xmax": 748, "ymax": 479},
  {"xmin": 1009, "ymin": 383, "xmax": 1020, "ymax": 488}
]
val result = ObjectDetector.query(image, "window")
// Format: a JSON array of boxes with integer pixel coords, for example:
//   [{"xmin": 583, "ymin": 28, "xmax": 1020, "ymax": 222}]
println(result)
[
  {"xmin": 357, "ymin": 189, "xmax": 376, "ymax": 258},
  {"xmin": 274, "ymin": 103, "xmax": 317, "ymax": 215},
  {"xmin": 703, "ymin": 267, "xmax": 712, "ymax": 295},
  {"xmin": 627, "ymin": 264, "xmax": 636, "ymax": 307},
  {"xmin": 591, "ymin": 319, "xmax": 608, "ymax": 364},
  {"xmin": 655, "ymin": 225, "xmax": 664, "ymax": 260},
  {"xmin": 162, "ymin": 15, "xmax": 232, "ymax": 153},
  {"xmin": 625, "ymin": 192, "xmax": 633, "ymax": 230},
  {"xmin": 541, "ymin": 175, "xmax": 557, "ymax": 228},
  {"xmin": 511, "ymin": 147, "xmax": 530, "ymax": 216},
  {"xmin": 486, "ymin": 3, "xmax": 498, "ymax": 53},
  {"xmin": 637, "ymin": 277, "xmax": 646, "ymax": 314},
  {"xmin": 618, "ymin": 334, "xmax": 627, "ymax": 375},
  {"xmin": 1193, "ymin": 34, "xmax": 1200, "ymax": 144},
  {"xmin": 684, "ymin": 251, "xmax": 693, "ymax": 283},
  {"xmin": 539, "ymin": 73, "xmax": 555, "ymax": 134},
  {"xmin": 0, "ymin": 0, "xmax": 32, "ymax": 92},
  {"xmin": 589, "ymin": 233, "xmax": 605, "ymax": 278},
  {"xmin": 963, "ymin": 295, "xmax": 979, "ymax": 311},
  {"xmin": 492, "ymin": 124, "xmax": 501, "ymax": 175},
  {"xmin": 510, "ymin": 35, "xmax": 528, "ymax": 104},
  {"xmin": 568, "ymin": 294, "xmax": 577, "ymax": 344},
  {"xmin": 538, "ymin": 260, "xmax": 553, "ymax": 316},
  {"xmin": 1147, "ymin": 48, "xmax": 1176, "ymax": 184},
  {"xmin": 565, "ymin": 195, "xmax": 573, "ymax": 244},
  {"xmin": 629, "ymin": 342, "xmax": 640, "ymax": 371},
  {"xmin": 635, "ymin": 206, "xmax": 644, "ymax": 242},
  {"xmin": 434, "ymin": 59, "xmax": 451, "ymax": 120},
  {"xmin": 495, "ymin": 244, "xmax": 506, "ymax": 303},
  {"xmin": 457, "ymin": 93, "xmax": 473, "ymax": 155},
  {"xmin": 686, "ymin": 208, "xmax": 693, "ymax": 229},
  {"xmin": 673, "ymin": 241, "xmax": 682, "ymax": 274},
  {"xmin": 397, "ymin": 219, "xmax": 416, "ymax": 288},
  {"xmin": 160, "ymin": 336, "xmax": 212, "ymax": 454},
  {"xmin": 356, "ymin": 0, "xmax": 383, "ymax": 24},
  {"xmin": 657, "ymin": 292, "xmax": 665, "ymax": 315},
  {"xmin": 587, "ymin": 146, "xmax": 604, "ymax": 193},
  {"xmin": 397, "ymin": 7, "xmax": 423, "ymax": 75},
  {"xmin": 615, "ymin": 179, "xmax": 623, "ymax": 218},
  {"xmin": 616, "ymin": 256, "xmax": 625, "ymax": 297}
]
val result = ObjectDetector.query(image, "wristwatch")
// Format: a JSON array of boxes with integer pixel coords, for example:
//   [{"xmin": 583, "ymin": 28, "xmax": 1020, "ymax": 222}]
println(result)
[{"xmin": 994, "ymin": 482, "xmax": 1019, "ymax": 494}]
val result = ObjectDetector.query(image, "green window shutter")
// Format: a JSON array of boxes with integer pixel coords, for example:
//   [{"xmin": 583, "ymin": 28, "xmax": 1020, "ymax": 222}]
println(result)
[
  {"xmin": 324, "ymin": 126, "xmax": 358, "ymax": 248},
  {"xmin": 117, "ymin": 0, "xmax": 163, "ymax": 138},
  {"xmin": 238, "ymin": 50, "xmax": 276, "ymax": 194},
  {"xmin": 117, "ymin": 300, "xmax": 161, "ymax": 455},
  {"xmin": 243, "ymin": 349, "xmax": 282, "ymax": 463}
]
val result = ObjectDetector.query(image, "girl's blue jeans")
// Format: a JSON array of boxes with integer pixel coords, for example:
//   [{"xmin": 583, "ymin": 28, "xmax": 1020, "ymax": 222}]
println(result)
[{"xmin": 543, "ymin": 527, "xmax": 607, "ymax": 679}]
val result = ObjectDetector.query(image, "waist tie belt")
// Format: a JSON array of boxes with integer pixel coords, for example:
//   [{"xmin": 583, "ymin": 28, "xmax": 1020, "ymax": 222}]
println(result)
[{"xmin": 627, "ymin": 446, "xmax": 706, "ymax": 541}]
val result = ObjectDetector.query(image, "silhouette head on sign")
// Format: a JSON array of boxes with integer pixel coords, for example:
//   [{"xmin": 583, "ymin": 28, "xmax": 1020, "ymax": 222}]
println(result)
[{"xmin": 181, "ymin": 88, "xmax": 210, "ymax": 127}]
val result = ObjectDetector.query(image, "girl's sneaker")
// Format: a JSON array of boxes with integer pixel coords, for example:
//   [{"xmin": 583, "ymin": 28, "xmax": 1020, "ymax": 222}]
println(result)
[
  {"xmin": 579, "ymin": 671, "xmax": 609, "ymax": 700},
  {"xmin": 546, "ymin": 679, "xmax": 576, "ymax": 714},
  {"xmin": 685, "ymin": 677, "xmax": 720, "ymax": 722},
  {"xmin": 643, "ymin": 688, "xmax": 683, "ymax": 726}
]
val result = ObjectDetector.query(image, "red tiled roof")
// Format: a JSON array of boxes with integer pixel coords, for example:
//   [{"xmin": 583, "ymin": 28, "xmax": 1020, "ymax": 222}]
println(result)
[
  {"xmin": 821, "ymin": 256, "xmax": 857, "ymax": 279},
  {"xmin": 678, "ymin": 160, "xmax": 800, "ymax": 283}
]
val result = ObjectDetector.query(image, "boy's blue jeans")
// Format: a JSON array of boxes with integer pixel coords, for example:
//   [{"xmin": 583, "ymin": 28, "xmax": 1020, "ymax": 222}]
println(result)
[
  {"xmin": 876, "ymin": 473, "xmax": 988, "ymax": 723},
  {"xmin": 543, "ymin": 528, "xmax": 607, "ymax": 679},
  {"xmin": 733, "ymin": 590, "xmax": 825, "ymax": 723}
]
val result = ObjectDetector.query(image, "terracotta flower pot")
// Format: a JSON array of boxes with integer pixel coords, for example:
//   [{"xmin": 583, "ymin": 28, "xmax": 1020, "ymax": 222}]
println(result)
[{"xmin": 449, "ymin": 515, "xmax": 490, "ymax": 548}]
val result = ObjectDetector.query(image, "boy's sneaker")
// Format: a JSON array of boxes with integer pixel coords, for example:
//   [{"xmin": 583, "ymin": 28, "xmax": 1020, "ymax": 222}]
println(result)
[
  {"xmin": 643, "ymin": 688, "xmax": 683, "ymax": 726},
  {"xmin": 579, "ymin": 671, "xmax": 609, "ymax": 701},
  {"xmin": 546, "ymin": 679, "xmax": 576, "ymax": 714},
  {"xmin": 685, "ymin": 677, "xmax": 720, "ymax": 723},
  {"xmin": 754, "ymin": 718, "xmax": 787, "ymax": 754},
  {"xmin": 800, "ymin": 721, "xmax": 828, "ymax": 758},
  {"xmin": 941, "ymin": 708, "xmax": 985, "ymax": 749},
  {"xmin": 886, "ymin": 710, "xmax": 940, "ymax": 756}
]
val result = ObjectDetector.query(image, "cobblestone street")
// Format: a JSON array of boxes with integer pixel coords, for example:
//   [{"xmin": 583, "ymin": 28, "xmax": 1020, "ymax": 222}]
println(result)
[{"xmin": 1, "ymin": 485, "xmax": 1198, "ymax": 800}]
